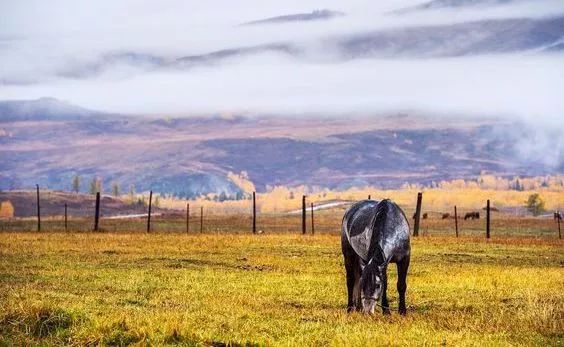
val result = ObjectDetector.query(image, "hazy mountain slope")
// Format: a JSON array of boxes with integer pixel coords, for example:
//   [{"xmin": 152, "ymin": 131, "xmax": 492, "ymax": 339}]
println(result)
[
  {"xmin": 396, "ymin": 0, "xmax": 517, "ymax": 13},
  {"xmin": 1, "ymin": 99, "xmax": 561, "ymax": 196},
  {"xmin": 242, "ymin": 9, "xmax": 344, "ymax": 26},
  {"xmin": 0, "ymin": 97, "xmax": 105, "ymax": 122},
  {"xmin": 338, "ymin": 16, "xmax": 564, "ymax": 58},
  {"xmin": 173, "ymin": 16, "xmax": 564, "ymax": 65}
]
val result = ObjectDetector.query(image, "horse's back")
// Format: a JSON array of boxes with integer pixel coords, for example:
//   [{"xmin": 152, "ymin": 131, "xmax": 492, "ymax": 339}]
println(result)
[{"xmin": 342, "ymin": 199, "xmax": 410, "ymax": 262}]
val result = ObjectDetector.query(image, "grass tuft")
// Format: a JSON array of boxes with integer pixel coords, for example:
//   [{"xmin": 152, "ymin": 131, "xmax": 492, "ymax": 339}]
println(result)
[
  {"xmin": 100, "ymin": 319, "xmax": 143, "ymax": 346},
  {"xmin": 0, "ymin": 305, "xmax": 75, "ymax": 339}
]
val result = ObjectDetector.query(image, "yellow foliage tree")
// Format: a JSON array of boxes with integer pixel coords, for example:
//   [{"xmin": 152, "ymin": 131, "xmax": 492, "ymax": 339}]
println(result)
[
  {"xmin": 227, "ymin": 171, "xmax": 256, "ymax": 194},
  {"xmin": 0, "ymin": 200, "xmax": 15, "ymax": 219}
]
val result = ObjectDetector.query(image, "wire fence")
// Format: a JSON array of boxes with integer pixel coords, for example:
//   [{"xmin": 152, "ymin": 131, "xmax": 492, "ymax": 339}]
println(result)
[{"xmin": 0, "ymin": 190, "xmax": 561, "ymax": 239}]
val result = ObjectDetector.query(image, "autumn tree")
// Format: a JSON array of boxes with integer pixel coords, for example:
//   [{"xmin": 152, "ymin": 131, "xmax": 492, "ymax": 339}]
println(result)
[
  {"xmin": 218, "ymin": 191, "xmax": 228, "ymax": 202},
  {"xmin": 525, "ymin": 193, "xmax": 545, "ymax": 216},
  {"xmin": 72, "ymin": 175, "xmax": 80, "ymax": 193},
  {"xmin": 112, "ymin": 182, "xmax": 120, "ymax": 197},
  {"xmin": 89, "ymin": 178, "xmax": 97, "ymax": 195},
  {"xmin": 154, "ymin": 195, "xmax": 160, "ymax": 208},
  {"xmin": 89, "ymin": 177, "xmax": 102, "ymax": 195},
  {"xmin": 128, "ymin": 185, "xmax": 135, "ymax": 202}
]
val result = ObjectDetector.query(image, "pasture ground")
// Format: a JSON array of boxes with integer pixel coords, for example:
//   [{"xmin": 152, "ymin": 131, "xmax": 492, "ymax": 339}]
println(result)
[{"xmin": 0, "ymin": 231, "xmax": 562, "ymax": 346}]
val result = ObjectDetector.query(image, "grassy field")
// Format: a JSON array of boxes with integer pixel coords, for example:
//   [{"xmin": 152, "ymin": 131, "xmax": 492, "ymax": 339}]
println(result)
[{"xmin": 0, "ymin": 230, "xmax": 562, "ymax": 346}]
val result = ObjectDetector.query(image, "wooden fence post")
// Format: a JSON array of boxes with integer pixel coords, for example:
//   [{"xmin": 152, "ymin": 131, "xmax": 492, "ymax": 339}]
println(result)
[
  {"xmin": 252, "ymin": 192, "xmax": 256, "ymax": 234},
  {"xmin": 311, "ymin": 202, "xmax": 315, "ymax": 235},
  {"xmin": 302, "ymin": 195, "xmax": 306, "ymax": 235},
  {"xmin": 200, "ymin": 206, "xmax": 203, "ymax": 233},
  {"xmin": 557, "ymin": 211, "xmax": 561, "ymax": 240},
  {"xmin": 186, "ymin": 203, "xmax": 190, "ymax": 233},
  {"xmin": 486, "ymin": 199, "xmax": 491, "ymax": 239},
  {"xmin": 36, "ymin": 184, "xmax": 41, "ymax": 232},
  {"xmin": 454, "ymin": 205, "xmax": 458, "ymax": 238},
  {"xmin": 147, "ymin": 190, "xmax": 152, "ymax": 233},
  {"xmin": 94, "ymin": 192, "xmax": 100, "ymax": 232},
  {"xmin": 413, "ymin": 192, "xmax": 422, "ymax": 237},
  {"xmin": 64, "ymin": 203, "xmax": 68, "ymax": 232}
]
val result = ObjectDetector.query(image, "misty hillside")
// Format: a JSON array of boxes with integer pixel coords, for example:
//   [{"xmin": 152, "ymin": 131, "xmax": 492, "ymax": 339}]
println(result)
[
  {"xmin": 0, "ymin": 97, "xmax": 104, "ymax": 122},
  {"xmin": 86, "ymin": 15, "xmax": 564, "ymax": 75},
  {"xmin": 338, "ymin": 16, "xmax": 564, "ymax": 58},
  {"xmin": 242, "ymin": 9, "xmax": 344, "ymax": 25},
  {"xmin": 397, "ymin": 0, "xmax": 517, "ymax": 12},
  {"xmin": 1, "ymin": 99, "xmax": 561, "ymax": 197}
]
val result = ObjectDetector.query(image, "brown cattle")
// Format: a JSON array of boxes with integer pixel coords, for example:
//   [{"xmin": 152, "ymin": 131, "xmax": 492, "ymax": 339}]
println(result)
[
  {"xmin": 464, "ymin": 212, "xmax": 480, "ymax": 220},
  {"xmin": 412, "ymin": 212, "xmax": 428, "ymax": 220},
  {"xmin": 442, "ymin": 213, "xmax": 450, "ymax": 219}
]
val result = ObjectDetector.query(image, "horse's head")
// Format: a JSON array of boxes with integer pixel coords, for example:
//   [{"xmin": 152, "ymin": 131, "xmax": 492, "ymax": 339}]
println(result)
[{"xmin": 360, "ymin": 259, "xmax": 384, "ymax": 314}]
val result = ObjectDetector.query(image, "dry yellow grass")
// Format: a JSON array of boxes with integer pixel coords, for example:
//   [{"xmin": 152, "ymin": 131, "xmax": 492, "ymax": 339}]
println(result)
[{"xmin": 0, "ymin": 232, "xmax": 562, "ymax": 346}]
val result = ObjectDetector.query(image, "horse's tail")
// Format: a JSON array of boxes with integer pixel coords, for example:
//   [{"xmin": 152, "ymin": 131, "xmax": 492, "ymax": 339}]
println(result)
[{"xmin": 367, "ymin": 199, "xmax": 393, "ymax": 263}]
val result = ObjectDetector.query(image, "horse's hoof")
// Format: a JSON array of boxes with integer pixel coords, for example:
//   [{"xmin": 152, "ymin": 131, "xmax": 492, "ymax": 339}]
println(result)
[
  {"xmin": 347, "ymin": 306, "xmax": 355, "ymax": 313},
  {"xmin": 398, "ymin": 308, "xmax": 407, "ymax": 315}
]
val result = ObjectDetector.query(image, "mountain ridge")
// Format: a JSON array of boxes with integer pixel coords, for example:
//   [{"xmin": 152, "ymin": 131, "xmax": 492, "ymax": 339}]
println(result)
[{"xmin": 1, "ymin": 98, "xmax": 561, "ymax": 197}]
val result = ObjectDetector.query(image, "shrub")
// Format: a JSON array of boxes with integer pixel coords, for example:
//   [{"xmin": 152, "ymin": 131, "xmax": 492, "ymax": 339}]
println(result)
[{"xmin": 525, "ymin": 193, "xmax": 546, "ymax": 216}]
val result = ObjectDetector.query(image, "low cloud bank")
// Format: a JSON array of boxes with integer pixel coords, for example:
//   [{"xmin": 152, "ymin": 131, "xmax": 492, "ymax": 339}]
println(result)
[{"xmin": 0, "ymin": 0, "xmax": 563, "ymax": 128}]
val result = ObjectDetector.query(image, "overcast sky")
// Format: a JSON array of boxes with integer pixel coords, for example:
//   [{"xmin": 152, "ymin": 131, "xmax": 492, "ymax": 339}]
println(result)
[{"xmin": 1, "ymin": 0, "xmax": 563, "ymax": 125}]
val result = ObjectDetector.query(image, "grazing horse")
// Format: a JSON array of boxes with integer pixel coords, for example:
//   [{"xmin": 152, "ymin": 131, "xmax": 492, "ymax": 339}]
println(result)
[
  {"xmin": 464, "ymin": 212, "xmax": 480, "ymax": 220},
  {"xmin": 341, "ymin": 199, "xmax": 411, "ymax": 315},
  {"xmin": 442, "ymin": 213, "xmax": 450, "ymax": 219}
]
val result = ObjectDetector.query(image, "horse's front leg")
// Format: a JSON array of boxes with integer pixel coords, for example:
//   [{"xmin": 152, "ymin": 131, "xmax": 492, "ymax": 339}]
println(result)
[
  {"xmin": 353, "ymin": 260, "xmax": 362, "ymax": 311},
  {"xmin": 397, "ymin": 256, "xmax": 410, "ymax": 315},
  {"xmin": 344, "ymin": 250, "xmax": 362, "ymax": 312},
  {"xmin": 381, "ymin": 267, "xmax": 390, "ymax": 315}
]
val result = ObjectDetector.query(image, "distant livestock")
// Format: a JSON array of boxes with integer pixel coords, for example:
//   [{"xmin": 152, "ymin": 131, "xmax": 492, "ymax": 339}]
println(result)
[
  {"xmin": 442, "ymin": 213, "xmax": 450, "ymax": 219},
  {"xmin": 555, "ymin": 212, "xmax": 562, "ymax": 221},
  {"xmin": 464, "ymin": 212, "xmax": 480, "ymax": 220},
  {"xmin": 412, "ymin": 212, "xmax": 428, "ymax": 220}
]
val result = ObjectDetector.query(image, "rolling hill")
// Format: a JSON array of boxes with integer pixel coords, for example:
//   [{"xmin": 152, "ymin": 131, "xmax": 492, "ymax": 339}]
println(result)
[{"xmin": 1, "ymin": 98, "xmax": 561, "ymax": 197}]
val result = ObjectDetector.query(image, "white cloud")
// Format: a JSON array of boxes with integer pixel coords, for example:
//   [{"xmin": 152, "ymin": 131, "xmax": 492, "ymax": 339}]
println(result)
[{"xmin": 1, "ymin": 0, "xmax": 563, "ymax": 126}]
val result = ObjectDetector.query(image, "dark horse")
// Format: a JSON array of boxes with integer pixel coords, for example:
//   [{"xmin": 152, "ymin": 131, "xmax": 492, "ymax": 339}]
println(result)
[
  {"xmin": 341, "ymin": 199, "xmax": 410, "ymax": 315},
  {"xmin": 464, "ymin": 212, "xmax": 480, "ymax": 220}
]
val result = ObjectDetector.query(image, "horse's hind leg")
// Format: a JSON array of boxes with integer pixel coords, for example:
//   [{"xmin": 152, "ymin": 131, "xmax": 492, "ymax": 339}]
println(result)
[
  {"xmin": 344, "ymin": 251, "xmax": 360, "ymax": 312},
  {"xmin": 397, "ymin": 256, "xmax": 410, "ymax": 315},
  {"xmin": 345, "ymin": 261, "xmax": 356, "ymax": 312},
  {"xmin": 352, "ymin": 263, "xmax": 361, "ymax": 311}
]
